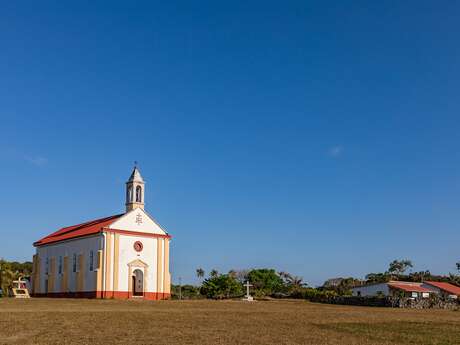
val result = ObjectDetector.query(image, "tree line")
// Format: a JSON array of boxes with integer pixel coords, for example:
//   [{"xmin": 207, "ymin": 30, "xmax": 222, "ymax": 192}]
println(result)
[
  {"xmin": 172, "ymin": 259, "xmax": 460, "ymax": 300},
  {"xmin": 1, "ymin": 258, "xmax": 459, "ymax": 299},
  {"xmin": 172, "ymin": 268, "xmax": 307, "ymax": 300}
]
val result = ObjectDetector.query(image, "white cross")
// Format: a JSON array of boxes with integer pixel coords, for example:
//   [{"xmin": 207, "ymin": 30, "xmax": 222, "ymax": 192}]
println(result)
[{"xmin": 244, "ymin": 280, "xmax": 253, "ymax": 298}]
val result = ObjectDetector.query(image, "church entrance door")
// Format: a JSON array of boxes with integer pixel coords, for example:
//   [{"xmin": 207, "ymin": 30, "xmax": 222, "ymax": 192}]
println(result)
[{"xmin": 132, "ymin": 269, "xmax": 144, "ymax": 296}]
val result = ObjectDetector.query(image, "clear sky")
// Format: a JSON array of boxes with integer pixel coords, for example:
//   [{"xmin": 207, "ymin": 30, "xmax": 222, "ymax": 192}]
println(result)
[{"xmin": 1, "ymin": 1, "xmax": 459, "ymax": 286}]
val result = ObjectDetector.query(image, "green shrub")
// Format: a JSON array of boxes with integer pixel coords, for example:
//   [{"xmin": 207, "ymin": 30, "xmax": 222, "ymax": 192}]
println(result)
[{"xmin": 200, "ymin": 274, "xmax": 243, "ymax": 299}]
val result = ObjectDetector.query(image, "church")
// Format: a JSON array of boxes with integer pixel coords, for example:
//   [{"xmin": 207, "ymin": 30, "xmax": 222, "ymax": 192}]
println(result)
[{"xmin": 30, "ymin": 166, "xmax": 171, "ymax": 300}]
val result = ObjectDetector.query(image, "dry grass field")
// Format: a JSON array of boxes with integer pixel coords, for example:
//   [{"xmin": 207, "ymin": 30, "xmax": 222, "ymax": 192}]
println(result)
[{"xmin": 0, "ymin": 298, "xmax": 459, "ymax": 345}]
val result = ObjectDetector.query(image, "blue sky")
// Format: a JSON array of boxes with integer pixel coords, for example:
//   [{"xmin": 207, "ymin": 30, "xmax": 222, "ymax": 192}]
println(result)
[{"xmin": 0, "ymin": 1, "xmax": 459, "ymax": 286}]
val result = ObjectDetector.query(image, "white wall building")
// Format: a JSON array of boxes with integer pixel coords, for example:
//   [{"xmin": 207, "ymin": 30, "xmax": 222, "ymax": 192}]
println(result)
[
  {"xmin": 352, "ymin": 281, "xmax": 434, "ymax": 299},
  {"xmin": 31, "ymin": 166, "xmax": 171, "ymax": 300}
]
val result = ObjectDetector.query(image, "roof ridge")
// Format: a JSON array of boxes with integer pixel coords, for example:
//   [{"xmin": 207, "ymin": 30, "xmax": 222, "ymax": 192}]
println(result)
[
  {"xmin": 35, "ymin": 213, "xmax": 124, "ymax": 246},
  {"xmin": 47, "ymin": 214, "xmax": 121, "ymax": 237},
  {"xmin": 48, "ymin": 215, "xmax": 120, "ymax": 238}
]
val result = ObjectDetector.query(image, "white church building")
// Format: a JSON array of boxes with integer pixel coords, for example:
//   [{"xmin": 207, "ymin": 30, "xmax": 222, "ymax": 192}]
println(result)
[{"xmin": 31, "ymin": 166, "xmax": 171, "ymax": 300}]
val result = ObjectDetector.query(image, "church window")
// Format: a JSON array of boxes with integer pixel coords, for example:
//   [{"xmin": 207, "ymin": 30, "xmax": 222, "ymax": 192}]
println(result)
[
  {"xmin": 58, "ymin": 256, "xmax": 62, "ymax": 274},
  {"xmin": 136, "ymin": 186, "xmax": 142, "ymax": 202},
  {"xmin": 127, "ymin": 185, "xmax": 133, "ymax": 203},
  {"xmin": 89, "ymin": 251, "xmax": 94, "ymax": 271},
  {"xmin": 72, "ymin": 254, "xmax": 77, "ymax": 273}
]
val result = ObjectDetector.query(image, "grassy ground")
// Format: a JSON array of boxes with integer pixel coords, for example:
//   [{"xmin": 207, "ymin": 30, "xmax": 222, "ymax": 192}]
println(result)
[{"xmin": 0, "ymin": 298, "xmax": 459, "ymax": 345}]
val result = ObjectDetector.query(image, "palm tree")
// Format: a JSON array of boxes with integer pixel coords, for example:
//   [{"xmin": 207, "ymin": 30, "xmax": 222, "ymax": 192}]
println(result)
[
  {"xmin": 288, "ymin": 276, "xmax": 305, "ymax": 289},
  {"xmin": 196, "ymin": 268, "xmax": 205, "ymax": 281},
  {"xmin": 278, "ymin": 271, "xmax": 291, "ymax": 281},
  {"xmin": 0, "ymin": 262, "xmax": 15, "ymax": 296},
  {"xmin": 210, "ymin": 269, "xmax": 219, "ymax": 278},
  {"xmin": 388, "ymin": 259, "xmax": 413, "ymax": 278}
]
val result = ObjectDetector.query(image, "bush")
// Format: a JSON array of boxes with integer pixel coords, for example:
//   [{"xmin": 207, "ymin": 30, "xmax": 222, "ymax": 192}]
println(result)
[
  {"xmin": 247, "ymin": 269, "xmax": 285, "ymax": 297},
  {"xmin": 200, "ymin": 274, "xmax": 243, "ymax": 299},
  {"xmin": 171, "ymin": 284, "xmax": 202, "ymax": 300}
]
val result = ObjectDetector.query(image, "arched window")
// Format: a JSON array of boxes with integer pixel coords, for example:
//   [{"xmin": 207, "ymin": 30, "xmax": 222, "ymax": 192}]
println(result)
[
  {"xmin": 136, "ymin": 186, "xmax": 142, "ymax": 202},
  {"xmin": 127, "ymin": 185, "xmax": 133, "ymax": 203}
]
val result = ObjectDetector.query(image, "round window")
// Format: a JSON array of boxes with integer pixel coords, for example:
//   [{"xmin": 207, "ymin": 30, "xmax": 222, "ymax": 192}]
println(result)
[{"xmin": 133, "ymin": 241, "xmax": 143, "ymax": 252}]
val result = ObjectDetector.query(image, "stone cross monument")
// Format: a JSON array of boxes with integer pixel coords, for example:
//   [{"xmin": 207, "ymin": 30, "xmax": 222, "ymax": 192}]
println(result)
[{"xmin": 243, "ymin": 280, "xmax": 254, "ymax": 302}]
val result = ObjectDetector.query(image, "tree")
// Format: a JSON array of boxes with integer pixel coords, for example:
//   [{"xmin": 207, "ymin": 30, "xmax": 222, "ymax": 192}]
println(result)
[
  {"xmin": 456, "ymin": 262, "xmax": 460, "ymax": 273},
  {"xmin": 200, "ymin": 274, "xmax": 243, "ymax": 299},
  {"xmin": 408, "ymin": 270, "xmax": 432, "ymax": 282},
  {"xmin": 171, "ymin": 284, "xmax": 202, "ymax": 300},
  {"xmin": 232, "ymin": 270, "xmax": 249, "ymax": 284},
  {"xmin": 279, "ymin": 272, "xmax": 306, "ymax": 291},
  {"xmin": 247, "ymin": 269, "xmax": 284, "ymax": 297},
  {"xmin": 196, "ymin": 268, "xmax": 205, "ymax": 281},
  {"xmin": 388, "ymin": 259, "xmax": 413, "ymax": 277},
  {"xmin": 209, "ymin": 269, "xmax": 219, "ymax": 278},
  {"xmin": 287, "ymin": 276, "xmax": 305, "ymax": 290},
  {"xmin": 0, "ymin": 259, "xmax": 32, "ymax": 296},
  {"xmin": 321, "ymin": 277, "xmax": 360, "ymax": 296},
  {"xmin": 365, "ymin": 272, "xmax": 389, "ymax": 284}
]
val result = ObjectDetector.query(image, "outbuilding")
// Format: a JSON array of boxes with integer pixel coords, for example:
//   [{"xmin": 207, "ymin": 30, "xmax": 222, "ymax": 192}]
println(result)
[
  {"xmin": 421, "ymin": 281, "xmax": 460, "ymax": 299},
  {"xmin": 352, "ymin": 281, "xmax": 434, "ymax": 298}
]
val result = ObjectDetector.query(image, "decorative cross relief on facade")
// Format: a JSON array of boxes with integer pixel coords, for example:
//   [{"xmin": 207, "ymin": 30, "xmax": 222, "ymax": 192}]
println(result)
[{"xmin": 135, "ymin": 213, "xmax": 143, "ymax": 225}]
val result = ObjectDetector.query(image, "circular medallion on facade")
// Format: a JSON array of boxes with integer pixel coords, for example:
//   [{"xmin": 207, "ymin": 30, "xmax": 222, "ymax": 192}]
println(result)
[{"xmin": 133, "ymin": 241, "xmax": 143, "ymax": 252}]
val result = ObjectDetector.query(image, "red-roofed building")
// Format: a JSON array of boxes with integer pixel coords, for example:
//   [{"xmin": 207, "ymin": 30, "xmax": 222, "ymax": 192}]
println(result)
[
  {"xmin": 387, "ymin": 282, "xmax": 434, "ymax": 298},
  {"xmin": 422, "ymin": 281, "xmax": 460, "ymax": 299},
  {"xmin": 352, "ymin": 281, "xmax": 436, "ymax": 298},
  {"xmin": 31, "ymin": 166, "xmax": 171, "ymax": 300}
]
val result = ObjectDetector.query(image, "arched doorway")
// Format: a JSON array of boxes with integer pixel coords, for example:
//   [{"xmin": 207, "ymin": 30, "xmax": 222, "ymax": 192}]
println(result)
[{"xmin": 132, "ymin": 269, "xmax": 144, "ymax": 296}]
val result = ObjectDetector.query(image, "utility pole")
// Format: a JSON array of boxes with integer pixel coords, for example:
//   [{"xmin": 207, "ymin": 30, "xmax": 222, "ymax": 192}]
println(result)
[{"xmin": 179, "ymin": 277, "xmax": 182, "ymax": 300}]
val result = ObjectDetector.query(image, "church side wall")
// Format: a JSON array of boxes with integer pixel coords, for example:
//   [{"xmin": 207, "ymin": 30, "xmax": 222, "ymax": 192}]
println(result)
[{"xmin": 34, "ymin": 235, "xmax": 103, "ymax": 296}]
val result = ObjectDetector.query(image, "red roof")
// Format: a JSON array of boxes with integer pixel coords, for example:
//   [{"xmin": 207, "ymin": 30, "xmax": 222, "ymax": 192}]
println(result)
[
  {"xmin": 424, "ymin": 281, "xmax": 460, "ymax": 296},
  {"xmin": 388, "ymin": 282, "xmax": 434, "ymax": 293},
  {"xmin": 34, "ymin": 214, "xmax": 123, "ymax": 247}
]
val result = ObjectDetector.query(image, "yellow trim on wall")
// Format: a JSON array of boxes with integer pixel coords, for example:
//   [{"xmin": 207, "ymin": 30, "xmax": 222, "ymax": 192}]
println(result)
[
  {"xmin": 48, "ymin": 257, "xmax": 56, "ymax": 293},
  {"xmin": 105, "ymin": 232, "xmax": 112, "ymax": 292},
  {"xmin": 113, "ymin": 233, "xmax": 120, "ymax": 292},
  {"xmin": 96, "ymin": 250, "xmax": 103, "ymax": 294},
  {"xmin": 77, "ymin": 254, "xmax": 85, "ymax": 292},
  {"xmin": 163, "ymin": 239, "xmax": 170, "ymax": 294},
  {"xmin": 144, "ymin": 266, "xmax": 148, "ymax": 294},
  {"xmin": 62, "ymin": 256, "xmax": 69, "ymax": 292},
  {"xmin": 156, "ymin": 238, "xmax": 163, "ymax": 293},
  {"xmin": 128, "ymin": 266, "xmax": 132, "ymax": 295}
]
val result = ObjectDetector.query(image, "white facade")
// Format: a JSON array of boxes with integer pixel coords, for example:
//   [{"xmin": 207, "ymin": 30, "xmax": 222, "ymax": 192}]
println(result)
[
  {"xmin": 108, "ymin": 209, "xmax": 166, "ymax": 234},
  {"xmin": 352, "ymin": 281, "xmax": 434, "ymax": 298},
  {"xmin": 352, "ymin": 283, "xmax": 390, "ymax": 297}
]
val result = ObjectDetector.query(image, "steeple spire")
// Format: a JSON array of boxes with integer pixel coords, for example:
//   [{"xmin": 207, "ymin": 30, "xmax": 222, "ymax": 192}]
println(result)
[{"xmin": 125, "ymin": 164, "xmax": 145, "ymax": 212}]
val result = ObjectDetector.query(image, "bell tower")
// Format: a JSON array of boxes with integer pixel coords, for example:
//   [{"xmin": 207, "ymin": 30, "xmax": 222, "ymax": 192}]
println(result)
[{"xmin": 125, "ymin": 164, "xmax": 145, "ymax": 212}]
